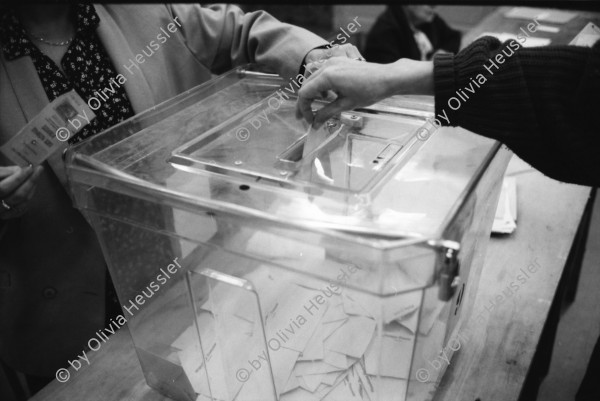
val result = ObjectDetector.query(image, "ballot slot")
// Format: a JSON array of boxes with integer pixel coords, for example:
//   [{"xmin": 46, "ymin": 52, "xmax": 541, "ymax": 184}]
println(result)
[
  {"xmin": 344, "ymin": 135, "xmax": 403, "ymax": 172},
  {"xmin": 170, "ymin": 95, "xmax": 427, "ymax": 196},
  {"xmin": 275, "ymin": 134, "xmax": 307, "ymax": 166}
]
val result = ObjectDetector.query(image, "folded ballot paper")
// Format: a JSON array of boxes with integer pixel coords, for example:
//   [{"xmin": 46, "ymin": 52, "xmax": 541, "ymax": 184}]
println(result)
[
  {"xmin": 492, "ymin": 177, "xmax": 518, "ymax": 235},
  {"xmin": 172, "ymin": 231, "xmax": 447, "ymax": 401},
  {"xmin": 0, "ymin": 90, "xmax": 95, "ymax": 166}
]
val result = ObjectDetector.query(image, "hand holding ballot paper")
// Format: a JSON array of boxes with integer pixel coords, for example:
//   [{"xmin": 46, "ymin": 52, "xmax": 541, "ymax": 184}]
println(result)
[
  {"xmin": 0, "ymin": 165, "xmax": 43, "ymax": 219},
  {"xmin": 0, "ymin": 89, "xmax": 95, "ymax": 218},
  {"xmin": 0, "ymin": 90, "xmax": 95, "ymax": 167},
  {"xmin": 0, "ymin": 90, "xmax": 93, "ymax": 219}
]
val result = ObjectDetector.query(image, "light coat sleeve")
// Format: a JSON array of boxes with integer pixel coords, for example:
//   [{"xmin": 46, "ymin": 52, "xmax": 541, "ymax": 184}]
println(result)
[{"xmin": 167, "ymin": 4, "xmax": 328, "ymax": 80}]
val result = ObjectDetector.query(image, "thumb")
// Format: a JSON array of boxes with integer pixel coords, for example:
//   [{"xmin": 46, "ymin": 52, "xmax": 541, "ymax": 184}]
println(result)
[
  {"xmin": 313, "ymin": 97, "xmax": 356, "ymax": 126},
  {"xmin": 297, "ymin": 73, "xmax": 335, "ymax": 123}
]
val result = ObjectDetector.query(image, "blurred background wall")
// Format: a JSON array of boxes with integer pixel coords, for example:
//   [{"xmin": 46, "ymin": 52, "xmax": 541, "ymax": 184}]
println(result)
[{"xmin": 240, "ymin": 5, "xmax": 498, "ymax": 53}]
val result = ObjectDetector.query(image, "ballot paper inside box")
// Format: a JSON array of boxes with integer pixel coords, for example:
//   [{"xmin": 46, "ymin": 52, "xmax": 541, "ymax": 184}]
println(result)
[{"xmin": 65, "ymin": 65, "xmax": 512, "ymax": 401}]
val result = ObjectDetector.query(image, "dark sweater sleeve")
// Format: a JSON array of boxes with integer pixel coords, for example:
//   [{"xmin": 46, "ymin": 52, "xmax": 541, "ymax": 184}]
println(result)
[{"xmin": 433, "ymin": 36, "xmax": 600, "ymax": 187}]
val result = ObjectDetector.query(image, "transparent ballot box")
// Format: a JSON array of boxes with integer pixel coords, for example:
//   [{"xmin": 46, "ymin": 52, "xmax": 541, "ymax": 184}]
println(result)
[{"xmin": 66, "ymin": 65, "xmax": 511, "ymax": 401}]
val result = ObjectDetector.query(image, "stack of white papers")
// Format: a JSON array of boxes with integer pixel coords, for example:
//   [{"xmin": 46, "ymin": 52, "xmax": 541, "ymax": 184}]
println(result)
[{"xmin": 171, "ymin": 231, "xmax": 448, "ymax": 401}]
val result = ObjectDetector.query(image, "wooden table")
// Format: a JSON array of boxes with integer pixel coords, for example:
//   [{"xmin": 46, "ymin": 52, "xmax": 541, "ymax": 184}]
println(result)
[
  {"xmin": 434, "ymin": 156, "xmax": 594, "ymax": 401},
  {"xmin": 30, "ymin": 6, "xmax": 598, "ymax": 401}
]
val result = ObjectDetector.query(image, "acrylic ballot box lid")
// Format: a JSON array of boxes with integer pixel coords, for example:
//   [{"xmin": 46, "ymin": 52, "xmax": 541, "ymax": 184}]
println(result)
[
  {"xmin": 66, "ymin": 65, "xmax": 500, "ymax": 248},
  {"xmin": 65, "ymin": 64, "xmax": 510, "ymax": 307}
]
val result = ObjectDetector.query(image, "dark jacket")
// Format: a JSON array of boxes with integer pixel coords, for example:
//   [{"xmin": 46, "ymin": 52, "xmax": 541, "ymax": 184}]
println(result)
[
  {"xmin": 434, "ymin": 36, "xmax": 600, "ymax": 187},
  {"xmin": 366, "ymin": 6, "xmax": 462, "ymax": 63}
]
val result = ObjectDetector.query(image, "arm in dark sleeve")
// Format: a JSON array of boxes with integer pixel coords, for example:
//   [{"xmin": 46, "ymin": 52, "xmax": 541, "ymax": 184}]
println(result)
[{"xmin": 433, "ymin": 36, "xmax": 600, "ymax": 186}]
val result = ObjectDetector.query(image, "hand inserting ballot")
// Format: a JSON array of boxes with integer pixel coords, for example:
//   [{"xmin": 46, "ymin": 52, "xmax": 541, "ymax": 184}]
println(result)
[{"xmin": 296, "ymin": 57, "xmax": 434, "ymax": 127}]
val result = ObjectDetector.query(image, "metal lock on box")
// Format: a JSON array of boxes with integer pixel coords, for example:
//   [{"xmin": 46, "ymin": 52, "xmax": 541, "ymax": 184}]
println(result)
[{"xmin": 437, "ymin": 242, "xmax": 461, "ymax": 301}]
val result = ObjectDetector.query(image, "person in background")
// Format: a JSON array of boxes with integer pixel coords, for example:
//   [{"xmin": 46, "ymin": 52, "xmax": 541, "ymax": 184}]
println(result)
[
  {"xmin": 296, "ymin": 35, "xmax": 599, "ymax": 400},
  {"xmin": 0, "ymin": 3, "xmax": 360, "ymax": 397},
  {"xmin": 365, "ymin": 5, "xmax": 461, "ymax": 63}
]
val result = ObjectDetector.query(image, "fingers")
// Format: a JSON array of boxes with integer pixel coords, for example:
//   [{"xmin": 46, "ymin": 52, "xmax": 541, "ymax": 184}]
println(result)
[
  {"xmin": 329, "ymin": 44, "xmax": 361, "ymax": 60},
  {"xmin": 0, "ymin": 165, "xmax": 34, "ymax": 198},
  {"xmin": 313, "ymin": 97, "xmax": 356, "ymax": 126},
  {"xmin": 0, "ymin": 166, "xmax": 42, "ymax": 220},
  {"xmin": 297, "ymin": 57, "xmax": 357, "ymax": 122},
  {"xmin": 3, "ymin": 166, "xmax": 43, "ymax": 206},
  {"xmin": 304, "ymin": 60, "xmax": 328, "ymax": 81},
  {"xmin": 296, "ymin": 93, "xmax": 316, "ymax": 123},
  {"xmin": 297, "ymin": 70, "xmax": 336, "ymax": 123},
  {"xmin": 0, "ymin": 166, "xmax": 20, "ymax": 179},
  {"xmin": 343, "ymin": 45, "xmax": 363, "ymax": 60},
  {"xmin": 296, "ymin": 56, "xmax": 373, "ymax": 123}
]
